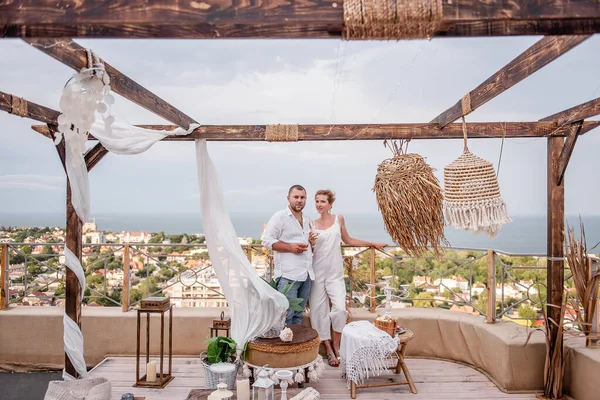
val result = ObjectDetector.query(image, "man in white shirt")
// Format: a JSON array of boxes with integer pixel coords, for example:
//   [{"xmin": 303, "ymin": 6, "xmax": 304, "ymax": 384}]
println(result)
[{"xmin": 262, "ymin": 185, "xmax": 315, "ymax": 325}]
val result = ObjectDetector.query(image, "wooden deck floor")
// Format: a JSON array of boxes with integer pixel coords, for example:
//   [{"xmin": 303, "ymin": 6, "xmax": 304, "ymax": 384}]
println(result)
[{"xmin": 89, "ymin": 357, "xmax": 540, "ymax": 400}]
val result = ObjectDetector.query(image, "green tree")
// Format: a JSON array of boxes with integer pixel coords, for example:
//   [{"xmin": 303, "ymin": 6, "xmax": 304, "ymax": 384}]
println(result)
[
  {"xmin": 41, "ymin": 245, "xmax": 55, "ymax": 254},
  {"xmin": 413, "ymin": 291, "xmax": 435, "ymax": 308},
  {"xmin": 518, "ymin": 303, "xmax": 538, "ymax": 326},
  {"xmin": 474, "ymin": 290, "xmax": 488, "ymax": 313}
]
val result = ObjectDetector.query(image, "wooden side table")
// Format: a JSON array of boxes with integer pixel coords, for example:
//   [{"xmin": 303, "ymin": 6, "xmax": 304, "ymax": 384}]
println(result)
[
  {"xmin": 209, "ymin": 325, "xmax": 230, "ymax": 338},
  {"xmin": 350, "ymin": 328, "xmax": 417, "ymax": 398}
]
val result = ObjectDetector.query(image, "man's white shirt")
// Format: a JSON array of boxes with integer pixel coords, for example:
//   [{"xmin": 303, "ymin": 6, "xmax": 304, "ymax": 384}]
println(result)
[{"xmin": 262, "ymin": 207, "xmax": 314, "ymax": 281}]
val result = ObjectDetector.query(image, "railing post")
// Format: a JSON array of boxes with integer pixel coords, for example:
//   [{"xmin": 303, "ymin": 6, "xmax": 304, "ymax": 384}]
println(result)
[
  {"xmin": 1, "ymin": 243, "xmax": 8, "ymax": 310},
  {"xmin": 246, "ymin": 245, "xmax": 253, "ymax": 263},
  {"xmin": 588, "ymin": 258, "xmax": 598, "ymax": 347},
  {"xmin": 122, "ymin": 244, "xmax": 130, "ymax": 312},
  {"xmin": 370, "ymin": 247, "xmax": 376, "ymax": 313},
  {"xmin": 487, "ymin": 250, "xmax": 496, "ymax": 323}
]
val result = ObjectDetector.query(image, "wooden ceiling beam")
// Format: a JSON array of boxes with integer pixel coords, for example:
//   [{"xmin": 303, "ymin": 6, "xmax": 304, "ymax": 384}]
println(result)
[
  {"xmin": 431, "ymin": 35, "xmax": 590, "ymax": 128},
  {"xmin": 22, "ymin": 38, "xmax": 198, "ymax": 129},
  {"xmin": 540, "ymin": 97, "xmax": 600, "ymax": 125},
  {"xmin": 31, "ymin": 121, "xmax": 600, "ymax": 141},
  {"xmin": 0, "ymin": 90, "xmax": 60, "ymax": 127},
  {"xmin": 1, "ymin": 1, "xmax": 599, "ymax": 39}
]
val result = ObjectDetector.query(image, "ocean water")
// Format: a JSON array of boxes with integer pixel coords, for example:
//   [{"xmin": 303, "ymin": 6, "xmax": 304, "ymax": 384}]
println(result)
[{"xmin": 2, "ymin": 212, "xmax": 600, "ymax": 255}]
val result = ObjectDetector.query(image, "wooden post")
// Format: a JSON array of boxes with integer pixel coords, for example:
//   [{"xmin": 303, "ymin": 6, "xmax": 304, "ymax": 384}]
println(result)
[
  {"xmin": 1, "ymin": 243, "xmax": 8, "ymax": 310},
  {"xmin": 65, "ymin": 181, "xmax": 83, "ymax": 378},
  {"xmin": 122, "ymin": 244, "xmax": 130, "ymax": 312},
  {"xmin": 370, "ymin": 247, "xmax": 376, "ymax": 313},
  {"xmin": 487, "ymin": 250, "xmax": 496, "ymax": 323},
  {"xmin": 587, "ymin": 258, "xmax": 599, "ymax": 347},
  {"xmin": 246, "ymin": 245, "xmax": 253, "ymax": 263},
  {"xmin": 547, "ymin": 135, "xmax": 565, "ymax": 368}
]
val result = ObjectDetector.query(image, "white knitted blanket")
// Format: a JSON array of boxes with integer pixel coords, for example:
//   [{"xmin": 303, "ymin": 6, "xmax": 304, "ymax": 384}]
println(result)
[{"xmin": 340, "ymin": 321, "xmax": 400, "ymax": 388}]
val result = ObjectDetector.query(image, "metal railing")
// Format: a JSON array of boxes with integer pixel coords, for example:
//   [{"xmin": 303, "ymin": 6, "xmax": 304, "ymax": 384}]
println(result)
[{"xmin": 1, "ymin": 242, "xmax": 598, "ymax": 339}]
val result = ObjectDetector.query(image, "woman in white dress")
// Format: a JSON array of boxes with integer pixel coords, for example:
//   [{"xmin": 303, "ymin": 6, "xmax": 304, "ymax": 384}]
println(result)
[{"xmin": 308, "ymin": 189, "xmax": 386, "ymax": 367}]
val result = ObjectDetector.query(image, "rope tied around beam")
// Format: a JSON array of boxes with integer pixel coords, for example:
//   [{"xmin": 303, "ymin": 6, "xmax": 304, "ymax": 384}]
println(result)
[
  {"xmin": 10, "ymin": 95, "xmax": 28, "ymax": 117},
  {"xmin": 343, "ymin": 0, "xmax": 443, "ymax": 40},
  {"xmin": 265, "ymin": 124, "xmax": 299, "ymax": 142},
  {"xmin": 461, "ymin": 93, "xmax": 472, "ymax": 116}
]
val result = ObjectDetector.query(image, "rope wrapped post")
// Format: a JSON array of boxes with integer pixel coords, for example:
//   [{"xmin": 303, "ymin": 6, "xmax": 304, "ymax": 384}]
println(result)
[
  {"xmin": 374, "ymin": 145, "xmax": 447, "ymax": 256},
  {"xmin": 443, "ymin": 119, "xmax": 511, "ymax": 237},
  {"xmin": 343, "ymin": 0, "xmax": 443, "ymax": 40}
]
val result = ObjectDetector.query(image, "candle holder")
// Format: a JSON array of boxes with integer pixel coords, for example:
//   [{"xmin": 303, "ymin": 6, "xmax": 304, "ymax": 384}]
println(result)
[
  {"xmin": 134, "ymin": 297, "xmax": 174, "ymax": 388},
  {"xmin": 209, "ymin": 363, "xmax": 236, "ymax": 399},
  {"xmin": 275, "ymin": 370, "xmax": 293, "ymax": 400}
]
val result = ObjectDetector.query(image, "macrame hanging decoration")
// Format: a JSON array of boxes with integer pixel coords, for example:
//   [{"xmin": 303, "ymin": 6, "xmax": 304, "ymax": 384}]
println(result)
[
  {"xmin": 374, "ymin": 140, "xmax": 447, "ymax": 256},
  {"xmin": 443, "ymin": 118, "xmax": 511, "ymax": 237}
]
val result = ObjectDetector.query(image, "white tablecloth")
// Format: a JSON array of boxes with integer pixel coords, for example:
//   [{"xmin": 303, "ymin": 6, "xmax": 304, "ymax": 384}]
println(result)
[{"xmin": 340, "ymin": 320, "xmax": 400, "ymax": 387}]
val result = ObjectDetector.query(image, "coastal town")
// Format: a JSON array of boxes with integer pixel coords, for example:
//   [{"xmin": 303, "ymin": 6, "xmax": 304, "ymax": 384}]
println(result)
[{"xmin": 1, "ymin": 219, "xmax": 550, "ymax": 325}]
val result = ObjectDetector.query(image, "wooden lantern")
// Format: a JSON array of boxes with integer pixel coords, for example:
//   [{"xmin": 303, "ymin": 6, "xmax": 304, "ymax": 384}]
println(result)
[
  {"xmin": 134, "ymin": 296, "xmax": 174, "ymax": 388},
  {"xmin": 210, "ymin": 311, "xmax": 231, "ymax": 338}
]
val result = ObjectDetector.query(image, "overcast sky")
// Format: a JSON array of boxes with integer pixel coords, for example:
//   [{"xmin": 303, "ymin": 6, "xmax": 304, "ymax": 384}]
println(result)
[{"xmin": 1, "ymin": 36, "xmax": 599, "ymax": 219}]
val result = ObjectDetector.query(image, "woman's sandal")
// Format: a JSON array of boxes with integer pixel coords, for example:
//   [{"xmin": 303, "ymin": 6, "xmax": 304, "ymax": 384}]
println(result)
[{"xmin": 327, "ymin": 353, "xmax": 340, "ymax": 367}]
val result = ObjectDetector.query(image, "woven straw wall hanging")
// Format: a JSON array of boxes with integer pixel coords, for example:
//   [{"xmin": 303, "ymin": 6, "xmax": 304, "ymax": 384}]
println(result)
[
  {"xmin": 374, "ymin": 140, "xmax": 447, "ymax": 256},
  {"xmin": 443, "ymin": 118, "xmax": 511, "ymax": 237}
]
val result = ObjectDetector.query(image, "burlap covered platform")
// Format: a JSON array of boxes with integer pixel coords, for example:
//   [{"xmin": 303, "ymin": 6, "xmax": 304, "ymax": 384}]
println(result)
[{"xmin": 245, "ymin": 324, "xmax": 320, "ymax": 369}]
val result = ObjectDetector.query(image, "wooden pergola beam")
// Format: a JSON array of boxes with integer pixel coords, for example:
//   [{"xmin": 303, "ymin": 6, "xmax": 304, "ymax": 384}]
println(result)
[
  {"xmin": 540, "ymin": 97, "xmax": 600, "ymax": 125},
  {"xmin": 1, "ymin": 1, "xmax": 600, "ymax": 39},
  {"xmin": 431, "ymin": 35, "xmax": 590, "ymax": 128},
  {"xmin": 0, "ymin": 90, "xmax": 60, "ymax": 127},
  {"xmin": 23, "ymin": 38, "xmax": 198, "ymax": 129},
  {"xmin": 29, "ymin": 120, "xmax": 600, "ymax": 141},
  {"xmin": 84, "ymin": 143, "xmax": 109, "ymax": 172},
  {"xmin": 555, "ymin": 121, "xmax": 583, "ymax": 186}
]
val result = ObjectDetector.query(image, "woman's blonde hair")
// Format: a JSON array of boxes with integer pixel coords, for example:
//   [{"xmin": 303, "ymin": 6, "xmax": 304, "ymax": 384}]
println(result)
[{"xmin": 315, "ymin": 189, "xmax": 336, "ymax": 204}]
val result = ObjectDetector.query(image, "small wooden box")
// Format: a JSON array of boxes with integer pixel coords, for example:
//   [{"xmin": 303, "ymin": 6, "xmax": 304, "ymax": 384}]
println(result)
[
  {"xmin": 213, "ymin": 316, "xmax": 231, "ymax": 329},
  {"xmin": 140, "ymin": 296, "xmax": 170, "ymax": 311}
]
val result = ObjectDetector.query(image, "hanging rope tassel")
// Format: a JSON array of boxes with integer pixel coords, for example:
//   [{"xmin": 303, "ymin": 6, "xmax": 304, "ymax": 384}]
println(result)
[
  {"xmin": 294, "ymin": 368, "xmax": 305, "ymax": 383},
  {"xmin": 242, "ymin": 364, "xmax": 252, "ymax": 378}
]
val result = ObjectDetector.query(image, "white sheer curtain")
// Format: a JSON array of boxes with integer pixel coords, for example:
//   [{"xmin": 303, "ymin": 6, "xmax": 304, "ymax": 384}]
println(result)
[
  {"xmin": 195, "ymin": 139, "xmax": 288, "ymax": 353},
  {"xmin": 65, "ymin": 119, "xmax": 199, "ymax": 223}
]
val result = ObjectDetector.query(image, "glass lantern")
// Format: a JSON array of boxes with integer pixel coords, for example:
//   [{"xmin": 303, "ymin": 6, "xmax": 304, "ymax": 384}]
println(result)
[{"xmin": 252, "ymin": 367, "xmax": 275, "ymax": 400}]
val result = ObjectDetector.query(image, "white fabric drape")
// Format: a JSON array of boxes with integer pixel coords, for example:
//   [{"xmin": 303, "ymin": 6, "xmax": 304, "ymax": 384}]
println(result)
[
  {"xmin": 195, "ymin": 139, "xmax": 288, "ymax": 353},
  {"xmin": 65, "ymin": 119, "xmax": 199, "ymax": 224},
  {"xmin": 62, "ymin": 248, "xmax": 90, "ymax": 380}
]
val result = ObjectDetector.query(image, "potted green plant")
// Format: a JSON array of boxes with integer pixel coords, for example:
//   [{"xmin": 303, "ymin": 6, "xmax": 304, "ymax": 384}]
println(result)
[
  {"xmin": 263, "ymin": 278, "xmax": 305, "ymax": 312},
  {"xmin": 201, "ymin": 336, "xmax": 239, "ymax": 389}
]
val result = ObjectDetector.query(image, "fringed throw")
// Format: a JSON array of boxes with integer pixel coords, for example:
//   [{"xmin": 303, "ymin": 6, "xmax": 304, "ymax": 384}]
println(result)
[
  {"xmin": 374, "ymin": 152, "xmax": 447, "ymax": 256},
  {"xmin": 443, "ymin": 121, "xmax": 511, "ymax": 237}
]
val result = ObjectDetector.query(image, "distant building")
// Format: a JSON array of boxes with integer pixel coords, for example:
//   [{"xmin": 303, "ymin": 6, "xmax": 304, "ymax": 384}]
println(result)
[{"xmin": 83, "ymin": 218, "xmax": 97, "ymax": 234}]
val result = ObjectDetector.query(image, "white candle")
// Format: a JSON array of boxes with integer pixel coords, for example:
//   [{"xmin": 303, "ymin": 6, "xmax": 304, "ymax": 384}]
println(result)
[
  {"xmin": 257, "ymin": 389, "xmax": 265, "ymax": 400},
  {"xmin": 146, "ymin": 361, "xmax": 157, "ymax": 382},
  {"xmin": 236, "ymin": 379, "xmax": 250, "ymax": 400}
]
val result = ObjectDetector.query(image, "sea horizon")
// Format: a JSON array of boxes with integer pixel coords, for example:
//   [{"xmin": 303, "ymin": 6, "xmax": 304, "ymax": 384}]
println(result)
[{"xmin": 2, "ymin": 211, "xmax": 600, "ymax": 255}]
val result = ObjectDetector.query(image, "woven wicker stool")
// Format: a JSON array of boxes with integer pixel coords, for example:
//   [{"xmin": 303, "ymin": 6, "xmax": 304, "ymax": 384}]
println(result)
[{"xmin": 243, "ymin": 324, "xmax": 324, "ymax": 385}]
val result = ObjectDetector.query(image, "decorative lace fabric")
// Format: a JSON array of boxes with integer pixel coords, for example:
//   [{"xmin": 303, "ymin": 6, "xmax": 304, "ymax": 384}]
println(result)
[{"xmin": 340, "ymin": 320, "xmax": 400, "ymax": 388}]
